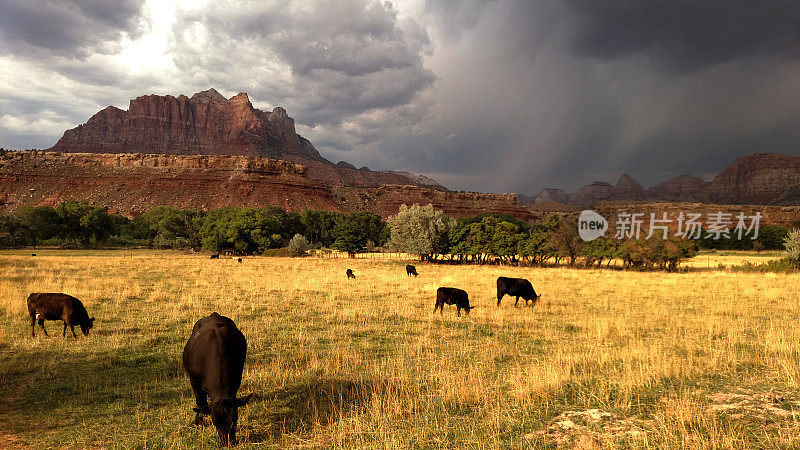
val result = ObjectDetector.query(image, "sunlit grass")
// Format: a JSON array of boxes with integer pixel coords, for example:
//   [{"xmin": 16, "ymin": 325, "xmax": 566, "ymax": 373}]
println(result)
[{"xmin": 0, "ymin": 249, "xmax": 798, "ymax": 448}]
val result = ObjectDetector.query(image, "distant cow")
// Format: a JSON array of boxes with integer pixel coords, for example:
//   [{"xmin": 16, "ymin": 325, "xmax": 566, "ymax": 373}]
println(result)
[
  {"xmin": 27, "ymin": 293, "xmax": 94, "ymax": 338},
  {"xmin": 31, "ymin": 253, "xmax": 36, "ymax": 256},
  {"xmin": 434, "ymin": 287, "xmax": 473, "ymax": 316},
  {"xmin": 496, "ymin": 276, "xmax": 541, "ymax": 307},
  {"xmin": 210, "ymin": 254, "xmax": 220, "ymax": 259},
  {"xmin": 406, "ymin": 264, "xmax": 418, "ymax": 277},
  {"xmin": 237, "ymin": 258, "xmax": 242, "ymax": 263},
  {"xmin": 346, "ymin": 269, "xmax": 356, "ymax": 280},
  {"xmin": 183, "ymin": 313, "xmax": 252, "ymax": 446}
]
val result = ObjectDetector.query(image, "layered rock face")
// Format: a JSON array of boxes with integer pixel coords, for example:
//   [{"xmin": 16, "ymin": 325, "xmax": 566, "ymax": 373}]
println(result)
[
  {"xmin": 0, "ymin": 151, "xmax": 525, "ymax": 219},
  {"xmin": 49, "ymin": 89, "xmax": 443, "ymax": 189},
  {"xmin": 610, "ymin": 174, "xmax": 644, "ymax": 200},
  {"xmin": 332, "ymin": 185, "xmax": 533, "ymax": 220},
  {"xmin": 286, "ymin": 155, "xmax": 446, "ymax": 190},
  {"xmin": 51, "ymin": 89, "xmax": 320, "ymax": 160},
  {"xmin": 0, "ymin": 151, "xmax": 337, "ymax": 215},
  {"xmin": 532, "ymin": 188, "xmax": 569, "ymax": 204},
  {"xmin": 707, "ymin": 153, "xmax": 800, "ymax": 204},
  {"xmin": 644, "ymin": 174, "xmax": 710, "ymax": 202},
  {"xmin": 570, "ymin": 182, "xmax": 616, "ymax": 207}
]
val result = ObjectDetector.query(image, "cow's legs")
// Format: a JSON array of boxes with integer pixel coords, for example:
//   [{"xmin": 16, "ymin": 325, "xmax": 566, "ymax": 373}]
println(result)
[
  {"xmin": 190, "ymin": 378, "xmax": 209, "ymax": 426},
  {"xmin": 30, "ymin": 315, "xmax": 36, "ymax": 337},
  {"xmin": 62, "ymin": 322, "xmax": 67, "ymax": 336},
  {"xmin": 515, "ymin": 296, "xmax": 520, "ymax": 307},
  {"xmin": 497, "ymin": 294, "xmax": 503, "ymax": 307},
  {"xmin": 38, "ymin": 319, "xmax": 49, "ymax": 336},
  {"xmin": 69, "ymin": 324, "xmax": 77, "ymax": 339},
  {"xmin": 457, "ymin": 306, "xmax": 461, "ymax": 317}
]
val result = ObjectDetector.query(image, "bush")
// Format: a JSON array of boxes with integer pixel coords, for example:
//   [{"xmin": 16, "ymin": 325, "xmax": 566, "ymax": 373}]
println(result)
[
  {"xmin": 287, "ymin": 234, "xmax": 310, "ymax": 256},
  {"xmin": 783, "ymin": 229, "xmax": 800, "ymax": 268},
  {"xmin": 263, "ymin": 247, "xmax": 290, "ymax": 257},
  {"xmin": 388, "ymin": 204, "xmax": 453, "ymax": 261},
  {"xmin": 732, "ymin": 258, "xmax": 797, "ymax": 273}
]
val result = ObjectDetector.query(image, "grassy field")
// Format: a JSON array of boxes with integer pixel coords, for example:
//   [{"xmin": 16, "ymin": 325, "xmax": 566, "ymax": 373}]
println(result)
[{"xmin": 1, "ymin": 250, "xmax": 799, "ymax": 448}]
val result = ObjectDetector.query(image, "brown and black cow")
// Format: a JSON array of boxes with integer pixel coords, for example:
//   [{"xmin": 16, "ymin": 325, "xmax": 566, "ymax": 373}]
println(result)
[{"xmin": 27, "ymin": 293, "xmax": 94, "ymax": 338}]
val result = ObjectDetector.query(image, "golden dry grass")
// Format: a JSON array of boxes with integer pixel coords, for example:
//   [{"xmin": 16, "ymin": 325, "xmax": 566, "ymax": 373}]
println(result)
[{"xmin": 0, "ymin": 249, "xmax": 798, "ymax": 448}]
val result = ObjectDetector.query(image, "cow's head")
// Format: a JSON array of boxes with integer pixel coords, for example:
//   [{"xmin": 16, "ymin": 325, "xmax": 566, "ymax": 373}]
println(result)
[
  {"xmin": 197, "ymin": 394, "xmax": 252, "ymax": 446},
  {"xmin": 80, "ymin": 317, "xmax": 95, "ymax": 336},
  {"xmin": 533, "ymin": 294, "xmax": 542, "ymax": 305}
]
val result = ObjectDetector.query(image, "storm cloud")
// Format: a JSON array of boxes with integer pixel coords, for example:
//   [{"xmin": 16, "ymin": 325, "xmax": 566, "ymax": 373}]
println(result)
[
  {"xmin": 2, "ymin": 0, "xmax": 800, "ymax": 195},
  {"xmin": 0, "ymin": 0, "xmax": 146, "ymax": 58}
]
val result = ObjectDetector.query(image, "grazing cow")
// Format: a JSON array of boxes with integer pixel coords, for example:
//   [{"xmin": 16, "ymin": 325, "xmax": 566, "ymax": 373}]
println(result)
[
  {"xmin": 27, "ymin": 293, "xmax": 94, "ymax": 338},
  {"xmin": 237, "ymin": 258, "xmax": 242, "ymax": 263},
  {"xmin": 183, "ymin": 313, "xmax": 252, "ymax": 446},
  {"xmin": 31, "ymin": 253, "xmax": 36, "ymax": 256},
  {"xmin": 434, "ymin": 287, "xmax": 473, "ymax": 316},
  {"xmin": 406, "ymin": 264, "xmax": 418, "ymax": 277},
  {"xmin": 346, "ymin": 269, "xmax": 356, "ymax": 280},
  {"xmin": 210, "ymin": 254, "xmax": 220, "ymax": 259},
  {"xmin": 496, "ymin": 276, "xmax": 541, "ymax": 307}
]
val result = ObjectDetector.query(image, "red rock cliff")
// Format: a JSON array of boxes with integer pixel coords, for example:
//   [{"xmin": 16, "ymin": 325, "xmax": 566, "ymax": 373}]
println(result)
[
  {"xmin": 0, "ymin": 151, "xmax": 527, "ymax": 219},
  {"xmin": 50, "ymin": 89, "xmax": 321, "ymax": 160}
]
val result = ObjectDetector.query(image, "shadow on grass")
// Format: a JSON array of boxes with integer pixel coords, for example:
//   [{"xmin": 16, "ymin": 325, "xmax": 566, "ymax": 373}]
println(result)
[
  {"xmin": 0, "ymin": 336, "xmax": 183, "ymax": 438},
  {"xmin": 243, "ymin": 378, "xmax": 392, "ymax": 442}
]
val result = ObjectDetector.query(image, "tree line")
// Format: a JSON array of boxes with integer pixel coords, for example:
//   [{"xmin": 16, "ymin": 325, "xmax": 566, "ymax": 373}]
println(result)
[{"xmin": 0, "ymin": 202, "xmax": 791, "ymax": 269}]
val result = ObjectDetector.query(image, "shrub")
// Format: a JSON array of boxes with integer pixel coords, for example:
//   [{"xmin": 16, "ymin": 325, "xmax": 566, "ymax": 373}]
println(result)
[
  {"xmin": 287, "ymin": 234, "xmax": 310, "ymax": 256},
  {"xmin": 732, "ymin": 257, "xmax": 797, "ymax": 273},
  {"xmin": 783, "ymin": 228, "xmax": 800, "ymax": 268}
]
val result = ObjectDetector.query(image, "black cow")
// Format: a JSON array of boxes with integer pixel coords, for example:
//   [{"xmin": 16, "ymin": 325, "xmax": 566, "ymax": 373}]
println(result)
[
  {"xmin": 496, "ymin": 276, "xmax": 541, "ymax": 307},
  {"xmin": 27, "ymin": 293, "xmax": 94, "ymax": 338},
  {"xmin": 346, "ymin": 269, "xmax": 356, "ymax": 280},
  {"xmin": 434, "ymin": 287, "xmax": 473, "ymax": 316},
  {"xmin": 183, "ymin": 313, "xmax": 252, "ymax": 446},
  {"xmin": 237, "ymin": 258, "xmax": 242, "ymax": 263},
  {"xmin": 406, "ymin": 264, "xmax": 418, "ymax": 277},
  {"xmin": 210, "ymin": 254, "xmax": 220, "ymax": 259}
]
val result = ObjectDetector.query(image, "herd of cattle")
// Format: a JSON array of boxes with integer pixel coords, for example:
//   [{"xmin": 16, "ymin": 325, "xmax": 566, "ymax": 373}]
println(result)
[{"xmin": 24, "ymin": 263, "xmax": 541, "ymax": 446}]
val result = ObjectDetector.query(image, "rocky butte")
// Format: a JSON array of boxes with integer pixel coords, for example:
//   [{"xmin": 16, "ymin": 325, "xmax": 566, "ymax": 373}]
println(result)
[
  {"xmin": 49, "ymin": 88, "xmax": 446, "ymax": 190},
  {"xmin": 3, "ymin": 88, "xmax": 531, "ymax": 218}
]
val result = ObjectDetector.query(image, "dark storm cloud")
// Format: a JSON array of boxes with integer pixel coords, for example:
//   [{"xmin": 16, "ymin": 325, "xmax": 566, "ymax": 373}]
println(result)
[
  {"xmin": 4, "ymin": 0, "xmax": 800, "ymax": 196},
  {"xmin": 170, "ymin": 0, "xmax": 435, "ymax": 127},
  {"xmin": 0, "ymin": 0, "xmax": 146, "ymax": 58},
  {"xmin": 565, "ymin": 0, "xmax": 800, "ymax": 72}
]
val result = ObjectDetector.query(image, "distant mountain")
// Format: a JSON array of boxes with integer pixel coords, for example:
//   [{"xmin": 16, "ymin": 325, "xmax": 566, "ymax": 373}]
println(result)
[
  {"xmin": 49, "ymin": 89, "xmax": 444, "ymax": 190},
  {"xmin": 529, "ymin": 153, "xmax": 800, "ymax": 207}
]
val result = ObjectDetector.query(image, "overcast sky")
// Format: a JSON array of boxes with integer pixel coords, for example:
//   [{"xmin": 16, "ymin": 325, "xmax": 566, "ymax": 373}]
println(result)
[{"xmin": 2, "ymin": 0, "xmax": 800, "ymax": 195}]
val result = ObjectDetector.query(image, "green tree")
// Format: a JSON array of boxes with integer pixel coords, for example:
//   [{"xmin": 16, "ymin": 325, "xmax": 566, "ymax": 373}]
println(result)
[
  {"xmin": 548, "ymin": 219, "xmax": 582, "ymax": 266},
  {"xmin": 332, "ymin": 215, "xmax": 368, "ymax": 257},
  {"xmin": 783, "ymin": 229, "xmax": 800, "ymax": 268},
  {"xmin": 54, "ymin": 202, "xmax": 116, "ymax": 247},
  {"xmin": 200, "ymin": 207, "xmax": 286, "ymax": 254},
  {"xmin": 287, "ymin": 234, "xmax": 310, "ymax": 256},
  {"xmin": 300, "ymin": 209, "xmax": 342, "ymax": 246},
  {"xmin": 518, "ymin": 229, "xmax": 553, "ymax": 265},
  {"xmin": 137, "ymin": 206, "xmax": 205, "ymax": 248},
  {"xmin": 14, "ymin": 206, "xmax": 61, "ymax": 247},
  {"xmin": 580, "ymin": 236, "xmax": 617, "ymax": 267},
  {"xmin": 387, "ymin": 204, "xmax": 453, "ymax": 261}
]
